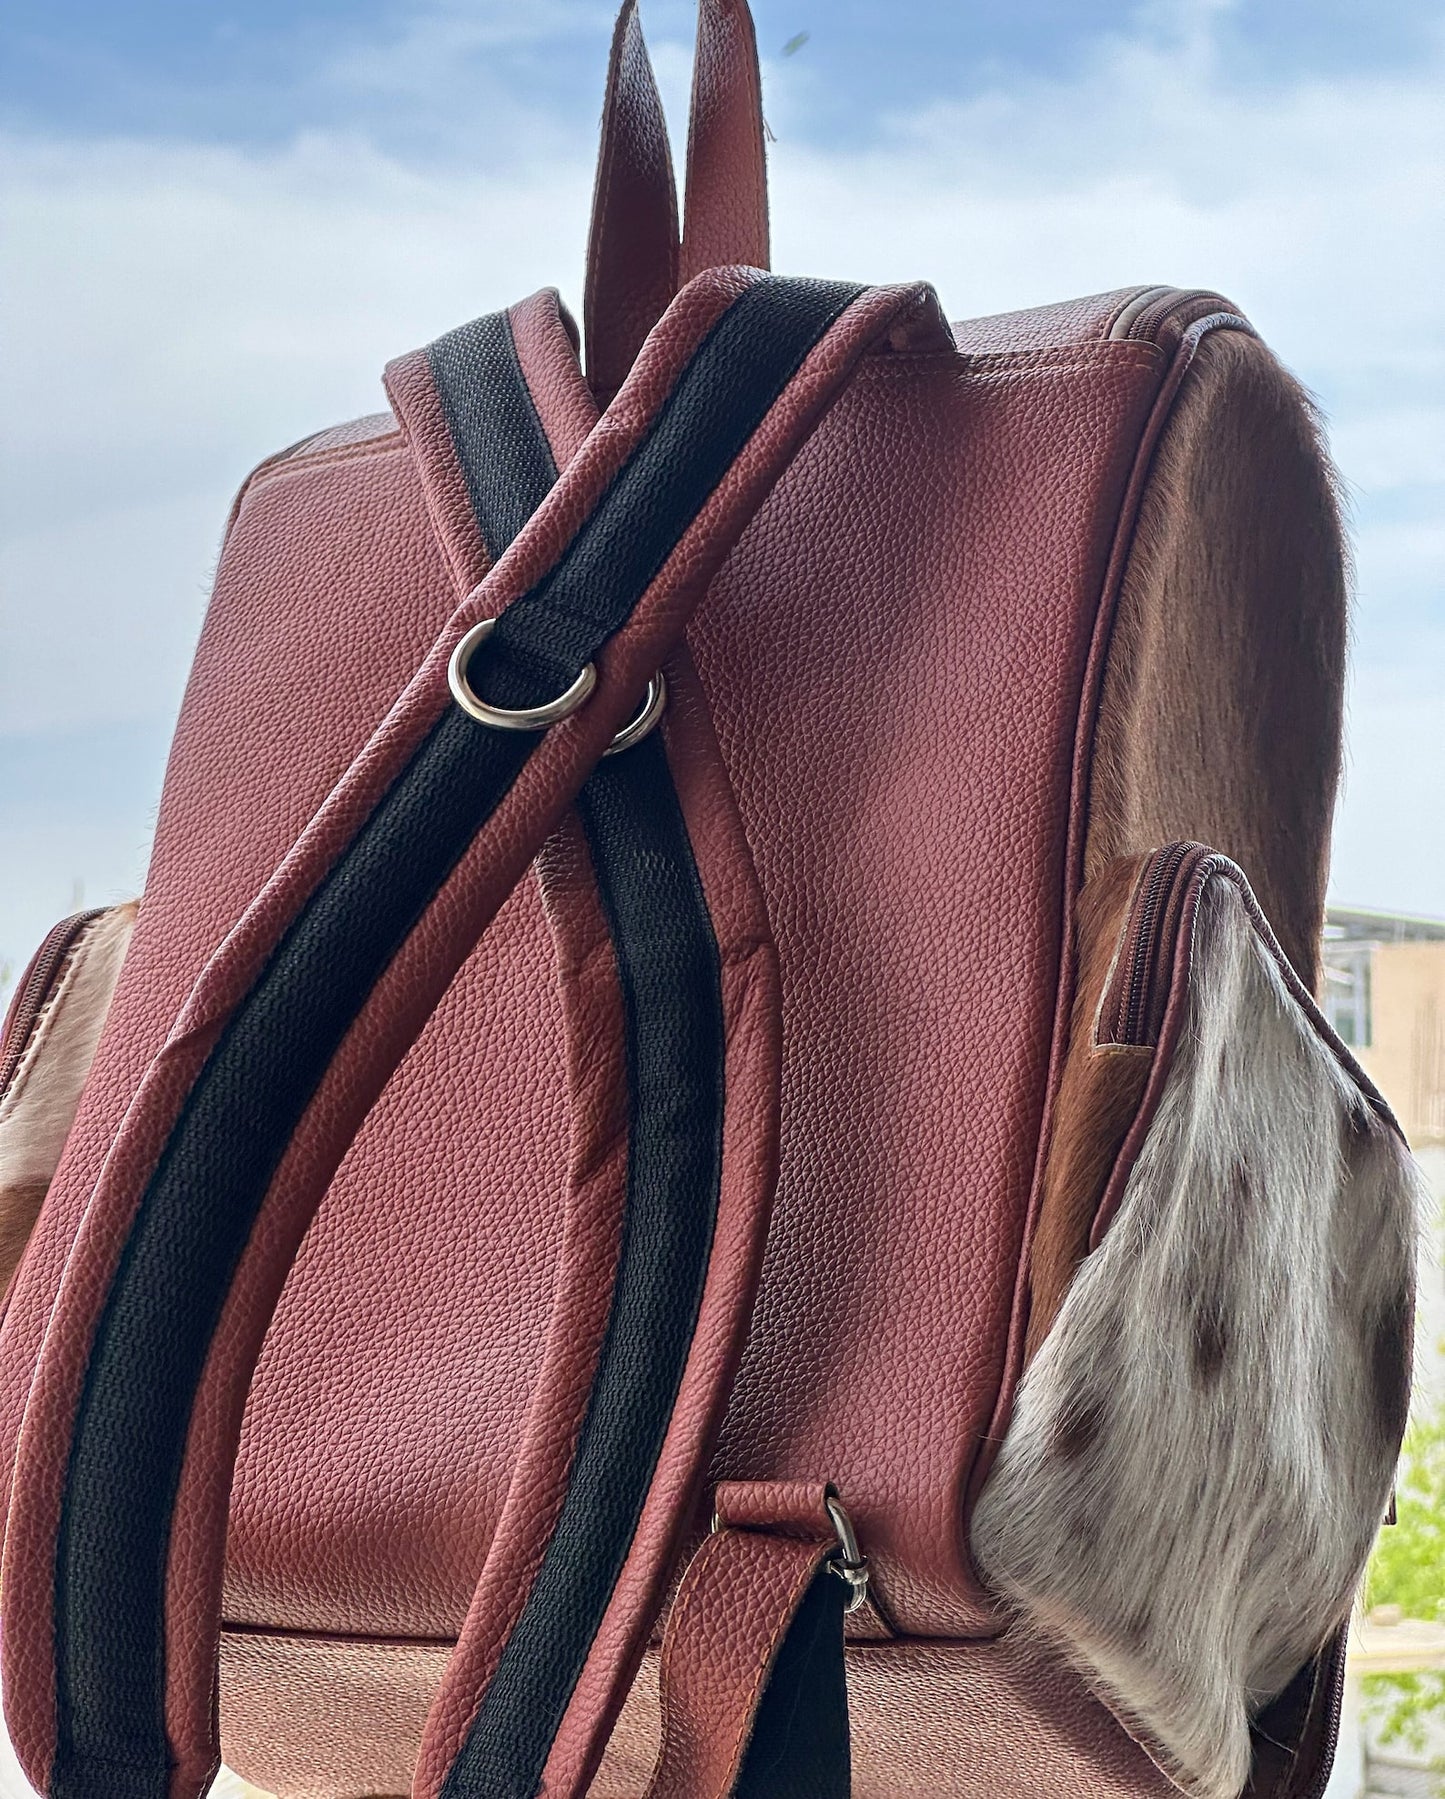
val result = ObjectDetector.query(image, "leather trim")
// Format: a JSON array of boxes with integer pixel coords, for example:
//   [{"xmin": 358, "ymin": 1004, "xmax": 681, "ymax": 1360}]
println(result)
[
  {"xmin": 681, "ymin": 0, "xmax": 770, "ymax": 283},
  {"xmin": 645, "ymin": 1528, "xmax": 842, "ymax": 1799}
]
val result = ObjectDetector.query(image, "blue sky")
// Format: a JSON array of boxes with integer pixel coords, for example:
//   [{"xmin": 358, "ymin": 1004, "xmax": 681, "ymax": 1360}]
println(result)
[
  {"xmin": 4, "ymin": 2, "xmax": 1438, "ymax": 148},
  {"xmin": 1, "ymin": 0, "xmax": 1443, "ymax": 991}
]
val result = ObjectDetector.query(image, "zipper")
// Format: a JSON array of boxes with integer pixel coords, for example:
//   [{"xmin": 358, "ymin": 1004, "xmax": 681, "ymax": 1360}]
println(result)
[
  {"xmin": 0, "ymin": 910, "xmax": 103, "ymax": 1104},
  {"xmin": 1108, "ymin": 286, "xmax": 1234, "ymax": 346},
  {"xmin": 1104, "ymin": 842, "xmax": 1209, "ymax": 1046},
  {"xmin": 1295, "ymin": 1631, "xmax": 1350, "ymax": 1799}
]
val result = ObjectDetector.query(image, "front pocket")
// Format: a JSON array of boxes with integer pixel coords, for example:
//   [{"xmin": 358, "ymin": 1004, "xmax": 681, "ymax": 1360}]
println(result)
[{"xmin": 972, "ymin": 847, "xmax": 1420, "ymax": 1799}]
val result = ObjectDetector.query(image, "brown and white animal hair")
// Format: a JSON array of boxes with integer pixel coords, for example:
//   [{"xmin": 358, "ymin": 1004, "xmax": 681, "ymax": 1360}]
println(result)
[
  {"xmin": 1087, "ymin": 325, "xmax": 1349, "ymax": 991},
  {"xmin": 0, "ymin": 903, "xmax": 136, "ymax": 1294},
  {"xmin": 972, "ymin": 871, "xmax": 1419, "ymax": 1799}
]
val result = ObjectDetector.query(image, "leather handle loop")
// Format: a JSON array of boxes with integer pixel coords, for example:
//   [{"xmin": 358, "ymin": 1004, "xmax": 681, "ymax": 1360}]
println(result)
[
  {"xmin": 584, "ymin": 0, "xmax": 679, "ymax": 406},
  {"xmin": 584, "ymin": 0, "xmax": 769, "ymax": 400},
  {"xmin": 681, "ymin": 0, "xmax": 770, "ymax": 282}
]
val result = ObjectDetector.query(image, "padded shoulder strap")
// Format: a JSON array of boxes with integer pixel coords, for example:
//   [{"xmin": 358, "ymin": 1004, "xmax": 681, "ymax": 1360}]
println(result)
[{"xmin": 2, "ymin": 270, "xmax": 940, "ymax": 1799}]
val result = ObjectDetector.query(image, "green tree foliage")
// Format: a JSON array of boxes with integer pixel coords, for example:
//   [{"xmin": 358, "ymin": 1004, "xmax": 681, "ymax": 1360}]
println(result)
[{"xmin": 1362, "ymin": 1395, "xmax": 1445, "ymax": 1770}]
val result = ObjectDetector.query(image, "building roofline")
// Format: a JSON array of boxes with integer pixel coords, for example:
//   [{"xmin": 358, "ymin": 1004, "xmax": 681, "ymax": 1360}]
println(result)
[{"xmin": 1326, "ymin": 903, "xmax": 1445, "ymax": 942}]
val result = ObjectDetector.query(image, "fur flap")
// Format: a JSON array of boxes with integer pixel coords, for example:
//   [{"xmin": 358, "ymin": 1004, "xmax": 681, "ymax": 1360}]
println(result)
[
  {"xmin": 0, "ymin": 902, "xmax": 136, "ymax": 1291},
  {"xmin": 972, "ymin": 874, "xmax": 1419, "ymax": 1799}
]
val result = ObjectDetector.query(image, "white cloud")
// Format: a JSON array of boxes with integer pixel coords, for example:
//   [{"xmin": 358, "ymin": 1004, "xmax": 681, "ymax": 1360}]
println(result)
[
  {"xmin": 0, "ymin": 132, "xmax": 591, "ymax": 732},
  {"xmin": 0, "ymin": 1, "xmax": 1441, "ymax": 977},
  {"xmin": 1336, "ymin": 648, "xmax": 1445, "ymax": 915}
]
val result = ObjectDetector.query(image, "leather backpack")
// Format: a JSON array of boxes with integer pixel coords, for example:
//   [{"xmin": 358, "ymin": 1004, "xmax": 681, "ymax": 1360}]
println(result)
[{"xmin": 0, "ymin": 4, "xmax": 1420, "ymax": 1797}]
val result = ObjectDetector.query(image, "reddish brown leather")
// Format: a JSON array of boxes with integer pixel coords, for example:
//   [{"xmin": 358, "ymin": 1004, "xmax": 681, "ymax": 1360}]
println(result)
[
  {"xmin": 217, "ymin": 1626, "xmax": 1184, "ymax": 1799},
  {"xmin": 408, "ymin": 333, "xmax": 783, "ymax": 1798},
  {"xmin": 583, "ymin": 0, "xmax": 679, "ymax": 405},
  {"xmin": 0, "ymin": 272, "xmax": 935, "ymax": 1796},
  {"xmin": 713, "ymin": 1477, "xmax": 833, "ymax": 1536},
  {"xmin": 2, "ymin": 290, "xmax": 1206, "ymax": 1685},
  {"xmin": 646, "ymin": 1524, "xmax": 835, "ymax": 1799},
  {"xmin": 583, "ymin": 0, "xmax": 771, "ymax": 405},
  {"xmin": 404, "ymin": 801, "xmax": 634, "ymax": 1799},
  {"xmin": 219, "ymin": 1629, "xmax": 440, "ymax": 1799},
  {"xmin": 528, "ymin": 655, "xmax": 791, "ymax": 1799},
  {"xmin": 704, "ymin": 325, "xmax": 1172, "ymax": 1633},
  {"xmin": 681, "ymin": 0, "xmax": 769, "ymax": 282},
  {"xmin": 0, "ymin": 234, "xmax": 1348, "ymax": 1796}
]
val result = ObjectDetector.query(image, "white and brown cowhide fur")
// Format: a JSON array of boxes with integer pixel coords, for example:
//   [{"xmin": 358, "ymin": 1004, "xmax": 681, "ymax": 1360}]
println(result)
[
  {"xmin": 972, "ymin": 873, "xmax": 1420, "ymax": 1799},
  {"xmin": 0, "ymin": 902, "xmax": 136, "ymax": 1293}
]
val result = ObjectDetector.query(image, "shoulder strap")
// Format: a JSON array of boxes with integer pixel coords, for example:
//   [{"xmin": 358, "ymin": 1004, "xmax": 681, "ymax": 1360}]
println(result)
[
  {"xmin": 1, "ymin": 271, "xmax": 941, "ymax": 1799},
  {"xmin": 401, "ymin": 286, "xmax": 771, "ymax": 1799},
  {"xmin": 585, "ymin": 0, "xmax": 770, "ymax": 400},
  {"xmin": 646, "ymin": 1483, "xmax": 855, "ymax": 1799}
]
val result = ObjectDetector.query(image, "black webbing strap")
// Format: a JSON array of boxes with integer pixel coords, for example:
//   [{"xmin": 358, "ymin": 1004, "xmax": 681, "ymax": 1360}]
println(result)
[
  {"xmin": 47, "ymin": 275, "xmax": 862, "ymax": 1799},
  {"xmin": 735, "ymin": 1566, "xmax": 852, "ymax": 1799},
  {"xmin": 426, "ymin": 307, "xmax": 729, "ymax": 1797}
]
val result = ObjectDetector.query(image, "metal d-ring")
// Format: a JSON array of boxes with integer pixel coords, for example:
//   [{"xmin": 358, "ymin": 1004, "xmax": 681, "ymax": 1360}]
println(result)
[
  {"xmin": 448, "ymin": 618, "xmax": 596, "ymax": 731},
  {"xmin": 448, "ymin": 619, "xmax": 664, "ymax": 755},
  {"xmin": 705, "ymin": 1484, "xmax": 870, "ymax": 1615},
  {"xmin": 825, "ymin": 1489, "xmax": 871, "ymax": 1615},
  {"xmin": 603, "ymin": 671, "xmax": 667, "ymax": 757}
]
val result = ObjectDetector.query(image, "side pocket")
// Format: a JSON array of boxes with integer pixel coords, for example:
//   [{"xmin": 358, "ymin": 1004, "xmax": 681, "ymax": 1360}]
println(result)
[
  {"xmin": 0, "ymin": 903, "xmax": 137, "ymax": 1301},
  {"xmin": 972, "ymin": 847, "xmax": 1421, "ymax": 1799}
]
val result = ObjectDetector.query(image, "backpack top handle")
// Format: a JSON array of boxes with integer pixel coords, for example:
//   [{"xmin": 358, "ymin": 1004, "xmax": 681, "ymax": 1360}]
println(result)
[{"xmin": 585, "ymin": 0, "xmax": 769, "ymax": 405}]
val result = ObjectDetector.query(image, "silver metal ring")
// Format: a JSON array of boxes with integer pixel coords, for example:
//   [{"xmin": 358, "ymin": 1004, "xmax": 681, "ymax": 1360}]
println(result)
[
  {"xmin": 603, "ymin": 672, "xmax": 667, "ymax": 757},
  {"xmin": 448, "ymin": 618, "xmax": 596, "ymax": 731},
  {"xmin": 824, "ymin": 1490, "xmax": 871, "ymax": 1615},
  {"xmin": 707, "ymin": 1485, "xmax": 870, "ymax": 1616}
]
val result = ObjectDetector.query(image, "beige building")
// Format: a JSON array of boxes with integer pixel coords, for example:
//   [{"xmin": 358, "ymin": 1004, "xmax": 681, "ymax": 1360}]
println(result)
[
  {"xmin": 1321, "ymin": 906, "xmax": 1445, "ymax": 1407},
  {"xmin": 1321, "ymin": 908, "xmax": 1445, "ymax": 1799},
  {"xmin": 1324, "ymin": 907, "xmax": 1445, "ymax": 1148}
]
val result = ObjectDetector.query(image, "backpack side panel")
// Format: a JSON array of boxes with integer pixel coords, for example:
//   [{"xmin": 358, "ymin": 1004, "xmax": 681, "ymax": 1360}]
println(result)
[{"xmin": 1085, "ymin": 325, "xmax": 1347, "ymax": 987}]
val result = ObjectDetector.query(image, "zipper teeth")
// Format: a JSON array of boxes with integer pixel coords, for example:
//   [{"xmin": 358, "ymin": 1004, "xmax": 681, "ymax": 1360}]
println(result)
[
  {"xmin": 1118, "ymin": 842, "xmax": 1194, "ymax": 1042},
  {"xmin": 1123, "ymin": 287, "xmax": 1219, "ymax": 343},
  {"xmin": 1298, "ymin": 1643, "xmax": 1350, "ymax": 1799},
  {"xmin": 0, "ymin": 911, "xmax": 102, "ymax": 1101}
]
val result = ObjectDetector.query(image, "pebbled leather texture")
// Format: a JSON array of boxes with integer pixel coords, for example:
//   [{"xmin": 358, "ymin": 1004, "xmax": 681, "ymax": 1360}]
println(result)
[
  {"xmin": 0, "ymin": 292, "xmax": 1207, "ymax": 1634},
  {"xmin": 583, "ymin": 0, "xmax": 679, "ymax": 406},
  {"xmin": 645, "ymin": 1520, "xmax": 836, "ymax": 1799},
  {"xmin": 681, "ymin": 0, "xmax": 769, "ymax": 282},
  {"xmin": 0, "ymin": 280, "xmax": 1352, "ymax": 1793},
  {"xmin": 397, "ymin": 322, "xmax": 784, "ymax": 1799},
  {"xmin": 214, "ymin": 1623, "xmax": 1185, "ymax": 1799},
  {"xmin": 584, "ymin": 0, "xmax": 771, "ymax": 403},
  {"xmin": 0, "ymin": 272, "xmax": 938, "ymax": 1797}
]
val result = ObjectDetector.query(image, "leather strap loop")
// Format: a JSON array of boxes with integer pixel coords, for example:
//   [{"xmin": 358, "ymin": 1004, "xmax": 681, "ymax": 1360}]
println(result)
[
  {"xmin": 646, "ymin": 1492, "xmax": 850, "ymax": 1799},
  {"xmin": 584, "ymin": 0, "xmax": 679, "ymax": 406},
  {"xmin": 681, "ymin": 0, "xmax": 770, "ymax": 282}
]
